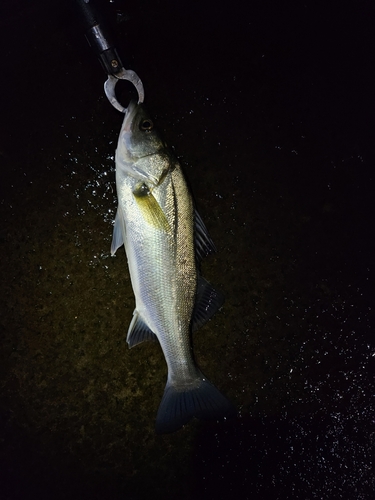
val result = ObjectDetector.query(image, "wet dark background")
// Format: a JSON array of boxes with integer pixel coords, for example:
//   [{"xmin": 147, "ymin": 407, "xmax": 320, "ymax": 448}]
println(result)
[{"xmin": 1, "ymin": 0, "xmax": 374, "ymax": 499}]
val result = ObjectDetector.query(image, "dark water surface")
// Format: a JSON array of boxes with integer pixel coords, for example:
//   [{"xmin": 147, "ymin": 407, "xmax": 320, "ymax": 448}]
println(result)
[{"xmin": 1, "ymin": 1, "xmax": 374, "ymax": 499}]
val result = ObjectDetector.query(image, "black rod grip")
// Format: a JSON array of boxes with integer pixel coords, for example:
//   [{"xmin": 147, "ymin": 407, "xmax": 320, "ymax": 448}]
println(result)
[
  {"xmin": 76, "ymin": 0, "xmax": 102, "ymax": 31},
  {"xmin": 76, "ymin": 0, "xmax": 124, "ymax": 75}
]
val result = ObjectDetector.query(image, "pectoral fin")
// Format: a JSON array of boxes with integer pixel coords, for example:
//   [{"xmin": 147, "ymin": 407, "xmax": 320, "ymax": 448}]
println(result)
[{"xmin": 133, "ymin": 183, "xmax": 170, "ymax": 232}]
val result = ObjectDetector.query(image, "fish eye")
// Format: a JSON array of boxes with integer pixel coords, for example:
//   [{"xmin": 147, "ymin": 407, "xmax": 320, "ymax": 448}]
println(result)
[{"xmin": 140, "ymin": 119, "xmax": 153, "ymax": 132}]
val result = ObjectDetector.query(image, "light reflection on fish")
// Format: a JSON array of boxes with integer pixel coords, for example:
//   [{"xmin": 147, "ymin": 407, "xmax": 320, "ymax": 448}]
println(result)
[{"xmin": 111, "ymin": 101, "xmax": 235, "ymax": 433}]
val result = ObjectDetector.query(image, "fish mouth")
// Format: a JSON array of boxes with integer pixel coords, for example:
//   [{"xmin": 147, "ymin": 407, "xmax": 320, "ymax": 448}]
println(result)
[{"xmin": 123, "ymin": 100, "xmax": 138, "ymax": 133}]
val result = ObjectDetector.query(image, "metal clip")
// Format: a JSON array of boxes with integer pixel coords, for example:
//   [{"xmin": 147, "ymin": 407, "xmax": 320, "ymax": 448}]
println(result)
[
  {"xmin": 76, "ymin": 0, "xmax": 145, "ymax": 113},
  {"xmin": 104, "ymin": 69, "xmax": 145, "ymax": 113}
]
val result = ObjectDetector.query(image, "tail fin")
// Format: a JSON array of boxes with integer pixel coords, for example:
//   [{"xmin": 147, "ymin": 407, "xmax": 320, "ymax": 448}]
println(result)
[{"xmin": 155, "ymin": 376, "xmax": 236, "ymax": 434}]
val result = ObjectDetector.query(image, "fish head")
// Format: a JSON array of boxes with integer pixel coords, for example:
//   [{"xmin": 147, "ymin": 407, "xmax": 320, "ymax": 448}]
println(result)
[{"xmin": 116, "ymin": 101, "xmax": 171, "ymax": 187}]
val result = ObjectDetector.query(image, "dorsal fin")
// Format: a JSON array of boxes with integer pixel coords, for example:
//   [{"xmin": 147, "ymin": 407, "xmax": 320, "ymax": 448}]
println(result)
[
  {"xmin": 194, "ymin": 209, "xmax": 216, "ymax": 262},
  {"xmin": 191, "ymin": 276, "xmax": 225, "ymax": 332}
]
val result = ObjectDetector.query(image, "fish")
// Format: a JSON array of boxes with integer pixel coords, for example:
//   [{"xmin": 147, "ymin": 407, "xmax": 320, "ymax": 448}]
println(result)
[{"xmin": 111, "ymin": 101, "xmax": 235, "ymax": 433}]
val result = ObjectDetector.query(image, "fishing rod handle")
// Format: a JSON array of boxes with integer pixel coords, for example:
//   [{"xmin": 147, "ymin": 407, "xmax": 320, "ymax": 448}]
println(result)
[{"xmin": 76, "ymin": 0, "xmax": 124, "ymax": 77}]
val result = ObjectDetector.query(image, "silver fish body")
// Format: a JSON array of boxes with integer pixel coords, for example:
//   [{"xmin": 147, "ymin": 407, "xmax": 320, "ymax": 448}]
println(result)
[{"xmin": 111, "ymin": 101, "xmax": 235, "ymax": 433}]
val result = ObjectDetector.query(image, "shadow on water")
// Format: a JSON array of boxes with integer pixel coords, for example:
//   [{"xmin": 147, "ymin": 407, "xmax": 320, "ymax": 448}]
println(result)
[{"xmin": 1, "ymin": 1, "xmax": 374, "ymax": 499}]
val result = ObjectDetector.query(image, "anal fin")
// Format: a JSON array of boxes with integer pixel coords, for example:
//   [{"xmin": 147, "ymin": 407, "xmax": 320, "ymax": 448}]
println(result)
[{"xmin": 127, "ymin": 310, "xmax": 158, "ymax": 348}]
